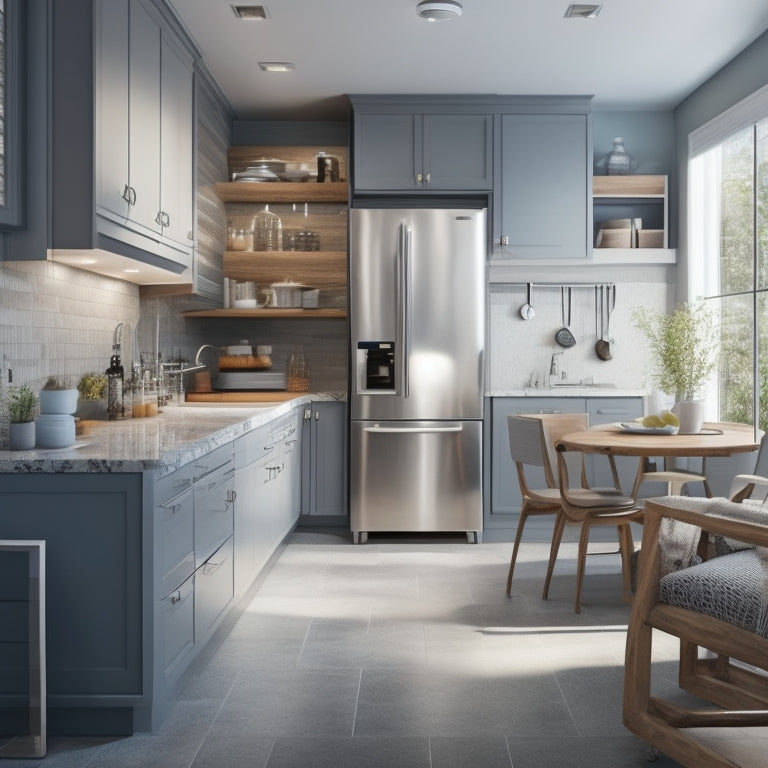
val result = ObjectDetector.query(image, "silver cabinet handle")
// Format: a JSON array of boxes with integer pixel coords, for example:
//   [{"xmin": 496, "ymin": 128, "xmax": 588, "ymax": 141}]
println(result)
[
  {"xmin": 122, "ymin": 185, "xmax": 136, "ymax": 205},
  {"xmin": 425, "ymin": 172, "xmax": 431, "ymax": 184},
  {"xmin": 170, "ymin": 590, "xmax": 182, "ymax": 605}
]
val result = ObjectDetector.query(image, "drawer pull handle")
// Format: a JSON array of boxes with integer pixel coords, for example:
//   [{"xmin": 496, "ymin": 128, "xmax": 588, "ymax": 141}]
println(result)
[
  {"xmin": 203, "ymin": 561, "xmax": 222, "ymax": 576},
  {"xmin": 170, "ymin": 590, "xmax": 182, "ymax": 605}
]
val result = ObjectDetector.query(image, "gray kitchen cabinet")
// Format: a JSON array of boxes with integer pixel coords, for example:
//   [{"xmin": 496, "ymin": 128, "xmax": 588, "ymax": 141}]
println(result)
[
  {"xmin": 0, "ymin": 473, "xmax": 146, "ymax": 736},
  {"xmin": 352, "ymin": 107, "xmax": 493, "ymax": 192},
  {"xmin": 493, "ymin": 110, "xmax": 591, "ymax": 260},
  {"xmin": 95, "ymin": 0, "xmax": 194, "ymax": 266},
  {"xmin": 301, "ymin": 401, "xmax": 348, "ymax": 519},
  {"xmin": 232, "ymin": 411, "xmax": 302, "ymax": 598}
]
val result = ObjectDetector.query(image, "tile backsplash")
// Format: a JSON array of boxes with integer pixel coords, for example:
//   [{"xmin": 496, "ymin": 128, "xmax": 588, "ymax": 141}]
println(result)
[{"xmin": 0, "ymin": 259, "xmax": 141, "ymax": 390}]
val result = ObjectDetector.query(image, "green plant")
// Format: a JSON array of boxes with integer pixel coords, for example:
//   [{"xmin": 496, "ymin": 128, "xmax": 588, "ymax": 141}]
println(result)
[
  {"xmin": 42, "ymin": 376, "xmax": 72, "ymax": 390},
  {"xmin": 632, "ymin": 301, "xmax": 719, "ymax": 400},
  {"xmin": 77, "ymin": 372, "xmax": 108, "ymax": 401},
  {"xmin": 3, "ymin": 385, "xmax": 39, "ymax": 423}
]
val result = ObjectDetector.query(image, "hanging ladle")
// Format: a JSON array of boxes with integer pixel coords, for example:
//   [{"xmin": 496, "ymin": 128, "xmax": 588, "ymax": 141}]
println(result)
[
  {"xmin": 520, "ymin": 283, "xmax": 535, "ymax": 320},
  {"xmin": 555, "ymin": 287, "xmax": 576, "ymax": 348},
  {"xmin": 595, "ymin": 284, "xmax": 612, "ymax": 361}
]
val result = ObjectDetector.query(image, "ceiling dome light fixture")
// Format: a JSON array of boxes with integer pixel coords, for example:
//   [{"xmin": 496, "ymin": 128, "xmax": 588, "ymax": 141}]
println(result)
[{"xmin": 417, "ymin": 1, "xmax": 463, "ymax": 22}]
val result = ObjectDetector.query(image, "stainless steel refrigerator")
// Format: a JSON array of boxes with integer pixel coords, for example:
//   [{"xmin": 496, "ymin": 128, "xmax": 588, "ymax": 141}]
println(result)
[{"xmin": 349, "ymin": 207, "xmax": 486, "ymax": 543}]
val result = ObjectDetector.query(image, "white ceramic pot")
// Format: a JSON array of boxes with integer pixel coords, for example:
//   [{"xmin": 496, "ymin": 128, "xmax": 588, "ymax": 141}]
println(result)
[
  {"xmin": 39, "ymin": 388, "xmax": 79, "ymax": 415},
  {"xmin": 672, "ymin": 399, "xmax": 705, "ymax": 435},
  {"xmin": 36, "ymin": 414, "xmax": 76, "ymax": 449},
  {"xmin": 9, "ymin": 421, "xmax": 36, "ymax": 451}
]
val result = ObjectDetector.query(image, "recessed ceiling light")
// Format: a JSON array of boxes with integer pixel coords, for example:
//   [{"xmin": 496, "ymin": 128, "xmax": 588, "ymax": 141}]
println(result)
[
  {"xmin": 231, "ymin": 5, "xmax": 268, "ymax": 20},
  {"xmin": 564, "ymin": 4, "xmax": 602, "ymax": 19},
  {"xmin": 417, "ymin": 1, "xmax": 463, "ymax": 22},
  {"xmin": 258, "ymin": 62, "xmax": 295, "ymax": 72}
]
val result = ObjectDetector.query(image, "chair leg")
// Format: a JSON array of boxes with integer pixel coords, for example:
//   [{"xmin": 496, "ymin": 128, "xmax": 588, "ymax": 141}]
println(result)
[
  {"xmin": 618, "ymin": 523, "xmax": 635, "ymax": 602},
  {"xmin": 506, "ymin": 505, "xmax": 531, "ymax": 595},
  {"xmin": 574, "ymin": 519, "xmax": 592, "ymax": 614},
  {"xmin": 542, "ymin": 511, "xmax": 566, "ymax": 600}
]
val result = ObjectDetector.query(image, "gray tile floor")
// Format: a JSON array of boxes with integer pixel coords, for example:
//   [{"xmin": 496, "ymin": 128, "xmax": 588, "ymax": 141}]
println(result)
[{"xmin": 7, "ymin": 521, "xmax": 767, "ymax": 767}]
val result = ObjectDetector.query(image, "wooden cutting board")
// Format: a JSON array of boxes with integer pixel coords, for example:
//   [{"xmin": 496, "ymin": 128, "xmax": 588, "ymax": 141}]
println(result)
[{"xmin": 185, "ymin": 391, "xmax": 303, "ymax": 403}]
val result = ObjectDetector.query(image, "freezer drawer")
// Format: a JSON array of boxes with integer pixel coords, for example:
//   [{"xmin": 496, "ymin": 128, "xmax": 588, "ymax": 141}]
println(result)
[{"xmin": 350, "ymin": 420, "xmax": 482, "ymax": 541}]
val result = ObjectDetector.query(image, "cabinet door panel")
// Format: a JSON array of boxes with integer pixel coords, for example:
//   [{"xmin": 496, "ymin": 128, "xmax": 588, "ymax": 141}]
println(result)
[
  {"xmin": 353, "ymin": 113, "xmax": 419, "ymax": 190},
  {"xmin": 423, "ymin": 114, "xmax": 492, "ymax": 190},
  {"xmin": 497, "ymin": 114, "xmax": 589, "ymax": 260},
  {"xmin": 586, "ymin": 398, "xmax": 643, "ymax": 493},
  {"xmin": 128, "ymin": 0, "xmax": 161, "ymax": 234},
  {"xmin": 160, "ymin": 34, "xmax": 194, "ymax": 247},
  {"xmin": 95, "ymin": 0, "xmax": 130, "ymax": 224},
  {"xmin": 311, "ymin": 402, "xmax": 347, "ymax": 517}
]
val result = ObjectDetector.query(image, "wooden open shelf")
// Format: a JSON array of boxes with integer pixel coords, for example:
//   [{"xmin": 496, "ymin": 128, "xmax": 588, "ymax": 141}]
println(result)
[
  {"xmin": 214, "ymin": 181, "xmax": 348, "ymax": 203},
  {"xmin": 182, "ymin": 308, "xmax": 346, "ymax": 319},
  {"xmin": 593, "ymin": 175, "xmax": 667, "ymax": 198},
  {"xmin": 223, "ymin": 250, "xmax": 346, "ymax": 287}
]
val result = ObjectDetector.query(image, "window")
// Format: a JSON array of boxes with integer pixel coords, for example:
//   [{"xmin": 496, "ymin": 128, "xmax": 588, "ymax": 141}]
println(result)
[
  {"xmin": 689, "ymin": 86, "xmax": 768, "ymax": 431},
  {"xmin": 0, "ymin": 0, "xmax": 23, "ymax": 228}
]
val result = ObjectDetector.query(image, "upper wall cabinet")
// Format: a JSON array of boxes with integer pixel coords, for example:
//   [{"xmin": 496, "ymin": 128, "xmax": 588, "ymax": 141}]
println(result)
[
  {"xmin": 350, "ymin": 97, "xmax": 493, "ymax": 192},
  {"xmin": 94, "ymin": 0, "xmax": 194, "ymax": 269},
  {"xmin": 493, "ymin": 107, "xmax": 592, "ymax": 261}
]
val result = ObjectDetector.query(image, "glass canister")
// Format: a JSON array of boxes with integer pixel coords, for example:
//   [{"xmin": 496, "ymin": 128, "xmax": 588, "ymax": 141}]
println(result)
[
  {"xmin": 287, "ymin": 347, "xmax": 310, "ymax": 392},
  {"xmin": 606, "ymin": 137, "xmax": 634, "ymax": 175}
]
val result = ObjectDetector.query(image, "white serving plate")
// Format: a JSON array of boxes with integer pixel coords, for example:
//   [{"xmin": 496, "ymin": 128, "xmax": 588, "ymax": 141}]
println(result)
[{"xmin": 617, "ymin": 422, "xmax": 679, "ymax": 435}]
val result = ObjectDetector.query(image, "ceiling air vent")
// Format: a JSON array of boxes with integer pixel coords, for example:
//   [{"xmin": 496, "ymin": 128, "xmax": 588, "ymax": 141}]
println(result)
[
  {"xmin": 231, "ymin": 5, "xmax": 268, "ymax": 20},
  {"xmin": 564, "ymin": 4, "xmax": 602, "ymax": 19}
]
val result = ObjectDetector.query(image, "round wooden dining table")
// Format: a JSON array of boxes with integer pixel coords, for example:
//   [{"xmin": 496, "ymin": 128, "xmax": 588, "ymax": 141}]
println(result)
[{"xmin": 558, "ymin": 421, "xmax": 760, "ymax": 459}]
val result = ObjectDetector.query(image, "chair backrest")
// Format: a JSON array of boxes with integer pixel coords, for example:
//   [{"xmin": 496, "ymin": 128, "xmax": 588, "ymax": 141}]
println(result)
[
  {"xmin": 507, "ymin": 412, "xmax": 588, "ymax": 489},
  {"xmin": 752, "ymin": 432, "xmax": 768, "ymax": 478}
]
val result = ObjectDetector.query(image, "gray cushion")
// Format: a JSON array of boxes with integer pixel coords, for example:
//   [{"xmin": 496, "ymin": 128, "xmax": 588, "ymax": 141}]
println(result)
[{"xmin": 659, "ymin": 549, "xmax": 768, "ymax": 637}]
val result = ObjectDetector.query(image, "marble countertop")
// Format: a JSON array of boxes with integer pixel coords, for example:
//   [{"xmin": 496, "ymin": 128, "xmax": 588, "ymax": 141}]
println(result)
[{"xmin": 0, "ymin": 392, "xmax": 344, "ymax": 476}]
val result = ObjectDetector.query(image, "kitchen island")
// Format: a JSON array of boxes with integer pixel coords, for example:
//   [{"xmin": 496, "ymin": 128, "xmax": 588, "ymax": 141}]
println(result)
[{"xmin": 0, "ymin": 393, "xmax": 342, "ymax": 737}]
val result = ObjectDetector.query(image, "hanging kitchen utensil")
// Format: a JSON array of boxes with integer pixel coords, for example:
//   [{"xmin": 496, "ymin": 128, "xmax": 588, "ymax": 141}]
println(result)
[
  {"xmin": 555, "ymin": 287, "xmax": 576, "ymax": 348},
  {"xmin": 595, "ymin": 284, "xmax": 612, "ymax": 361},
  {"xmin": 520, "ymin": 283, "xmax": 535, "ymax": 320}
]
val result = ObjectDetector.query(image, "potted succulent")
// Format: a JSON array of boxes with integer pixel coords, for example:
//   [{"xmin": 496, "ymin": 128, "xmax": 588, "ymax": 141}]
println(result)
[
  {"xmin": 39, "ymin": 376, "xmax": 79, "ymax": 415},
  {"xmin": 632, "ymin": 300, "xmax": 719, "ymax": 433},
  {"xmin": 76, "ymin": 372, "xmax": 109, "ymax": 420},
  {"xmin": 3, "ymin": 385, "xmax": 39, "ymax": 450}
]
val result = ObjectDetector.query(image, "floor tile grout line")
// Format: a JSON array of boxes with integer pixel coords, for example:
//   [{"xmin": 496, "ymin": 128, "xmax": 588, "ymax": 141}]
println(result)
[
  {"xmin": 186, "ymin": 669, "xmax": 242, "ymax": 768},
  {"xmin": 550, "ymin": 668, "xmax": 585, "ymax": 739},
  {"xmin": 350, "ymin": 668, "xmax": 364, "ymax": 737}
]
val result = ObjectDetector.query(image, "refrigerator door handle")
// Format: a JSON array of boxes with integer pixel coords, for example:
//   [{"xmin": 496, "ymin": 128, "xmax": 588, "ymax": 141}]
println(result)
[
  {"xmin": 363, "ymin": 425, "xmax": 463, "ymax": 434},
  {"xmin": 396, "ymin": 223, "xmax": 412, "ymax": 398}
]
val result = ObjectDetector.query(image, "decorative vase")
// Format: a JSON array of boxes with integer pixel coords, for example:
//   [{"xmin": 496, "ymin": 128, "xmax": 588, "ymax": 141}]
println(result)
[
  {"xmin": 672, "ymin": 399, "xmax": 705, "ymax": 434},
  {"xmin": 39, "ymin": 388, "xmax": 79, "ymax": 415},
  {"xmin": 9, "ymin": 421, "xmax": 36, "ymax": 451},
  {"xmin": 36, "ymin": 414, "xmax": 76, "ymax": 449}
]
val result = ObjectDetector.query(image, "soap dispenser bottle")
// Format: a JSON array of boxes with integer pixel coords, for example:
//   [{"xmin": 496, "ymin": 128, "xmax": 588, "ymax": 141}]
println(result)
[{"xmin": 106, "ymin": 324, "xmax": 125, "ymax": 420}]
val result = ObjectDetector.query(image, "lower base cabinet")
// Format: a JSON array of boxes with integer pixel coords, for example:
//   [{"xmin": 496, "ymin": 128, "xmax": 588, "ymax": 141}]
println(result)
[{"xmin": 301, "ymin": 401, "xmax": 347, "ymax": 521}]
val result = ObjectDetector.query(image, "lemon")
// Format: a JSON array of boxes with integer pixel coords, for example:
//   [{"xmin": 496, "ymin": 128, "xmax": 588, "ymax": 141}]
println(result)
[
  {"xmin": 642, "ymin": 414, "xmax": 664, "ymax": 428},
  {"xmin": 660, "ymin": 411, "xmax": 679, "ymax": 427}
]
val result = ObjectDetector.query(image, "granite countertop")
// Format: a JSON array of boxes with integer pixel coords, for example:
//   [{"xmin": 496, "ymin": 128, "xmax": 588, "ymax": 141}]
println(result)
[{"xmin": 0, "ymin": 392, "xmax": 344, "ymax": 476}]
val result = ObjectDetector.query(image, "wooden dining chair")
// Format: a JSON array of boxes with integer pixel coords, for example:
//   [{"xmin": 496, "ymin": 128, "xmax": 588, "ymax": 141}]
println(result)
[
  {"xmin": 623, "ymin": 496, "xmax": 768, "ymax": 767},
  {"xmin": 505, "ymin": 413, "xmax": 590, "ymax": 595},
  {"xmin": 548, "ymin": 441, "xmax": 643, "ymax": 613},
  {"xmin": 728, "ymin": 432, "xmax": 768, "ymax": 503}
]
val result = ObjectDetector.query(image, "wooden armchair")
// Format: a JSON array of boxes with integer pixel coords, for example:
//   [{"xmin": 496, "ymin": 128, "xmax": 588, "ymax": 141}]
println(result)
[{"xmin": 623, "ymin": 496, "xmax": 768, "ymax": 767}]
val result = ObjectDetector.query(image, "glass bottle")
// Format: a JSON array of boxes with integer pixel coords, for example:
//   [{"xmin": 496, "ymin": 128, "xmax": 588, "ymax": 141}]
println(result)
[
  {"xmin": 287, "ymin": 347, "xmax": 310, "ymax": 392},
  {"xmin": 606, "ymin": 137, "xmax": 633, "ymax": 175},
  {"xmin": 106, "ymin": 344, "xmax": 125, "ymax": 420}
]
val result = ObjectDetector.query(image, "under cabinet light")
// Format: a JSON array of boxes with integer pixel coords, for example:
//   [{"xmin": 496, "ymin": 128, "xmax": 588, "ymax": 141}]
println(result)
[
  {"xmin": 231, "ymin": 5, "xmax": 268, "ymax": 20},
  {"xmin": 258, "ymin": 62, "xmax": 295, "ymax": 72},
  {"xmin": 564, "ymin": 4, "xmax": 602, "ymax": 18}
]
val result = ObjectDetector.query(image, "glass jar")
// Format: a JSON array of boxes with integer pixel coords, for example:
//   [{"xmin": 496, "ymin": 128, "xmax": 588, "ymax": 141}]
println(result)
[
  {"xmin": 606, "ymin": 137, "xmax": 634, "ymax": 175},
  {"xmin": 287, "ymin": 348, "xmax": 310, "ymax": 392}
]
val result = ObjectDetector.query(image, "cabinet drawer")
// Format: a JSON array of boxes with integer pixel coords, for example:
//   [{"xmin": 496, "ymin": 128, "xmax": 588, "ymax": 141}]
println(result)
[
  {"xmin": 155, "ymin": 463, "xmax": 195, "ymax": 507},
  {"xmin": 194, "ymin": 462, "xmax": 234, "ymax": 567},
  {"xmin": 194, "ymin": 535, "xmax": 234, "ymax": 643},
  {"xmin": 192, "ymin": 443, "xmax": 233, "ymax": 483},
  {"xmin": 156, "ymin": 486, "xmax": 195, "ymax": 596},
  {"xmin": 160, "ymin": 575, "xmax": 194, "ymax": 680}
]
